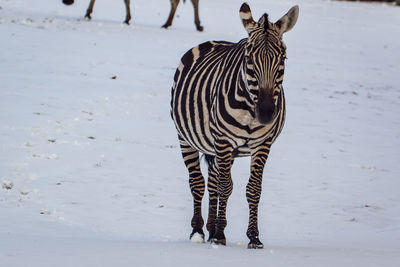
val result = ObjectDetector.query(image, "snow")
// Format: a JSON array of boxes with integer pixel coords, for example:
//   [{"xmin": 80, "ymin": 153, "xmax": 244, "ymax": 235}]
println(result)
[
  {"xmin": 190, "ymin": 232, "xmax": 205, "ymax": 243},
  {"xmin": 1, "ymin": 0, "xmax": 400, "ymax": 266}
]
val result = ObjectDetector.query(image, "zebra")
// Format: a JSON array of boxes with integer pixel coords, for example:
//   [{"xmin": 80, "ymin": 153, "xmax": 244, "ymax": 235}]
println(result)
[
  {"xmin": 61, "ymin": 0, "xmax": 203, "ymax": 31},
  {"xmin": 170, "ymin": 2, "xmax": 298, "ymax": 248}
]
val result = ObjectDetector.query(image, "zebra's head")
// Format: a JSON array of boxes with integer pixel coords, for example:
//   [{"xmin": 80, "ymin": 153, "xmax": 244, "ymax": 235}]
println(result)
[
  {"xmin": 62, "ymin": 0, "xmax": 74, "ymax": 5},
  {"xmin": 240, "ymin": 3, "xmax": 298, "ymax": 125}
]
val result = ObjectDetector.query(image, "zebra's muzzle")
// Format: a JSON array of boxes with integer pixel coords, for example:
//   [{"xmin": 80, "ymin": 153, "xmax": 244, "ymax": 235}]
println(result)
[{"xmin": 255, "ymin": 90, "xmax": 276, "ymax": 125}]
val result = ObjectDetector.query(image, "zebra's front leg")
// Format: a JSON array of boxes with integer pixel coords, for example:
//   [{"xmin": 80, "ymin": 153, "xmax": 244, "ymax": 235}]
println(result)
[
  {"xmin": 211, "ymin": 140, "xmax": 234, "ymax": 245},
  {"xmin": 85, "ymin": 0, "xmax": 96, "ymax": 20},
  {"xmin": 246, "ymin": 143, "xmax": 271, "ymax": 249},
  {"xmin": 205, "ymin": 156, "xmax": 218, "ymax": 241},
  {"xmin": 123, "ymin": 0, "xmax": 131, "ymax": 25},
  {"xmin": 190, "ymin": 0, "xmax": 203, "ymax": 32},
  {"xmin": 178, "ymin": 136, "xmax": 205, "ymax": 242}
]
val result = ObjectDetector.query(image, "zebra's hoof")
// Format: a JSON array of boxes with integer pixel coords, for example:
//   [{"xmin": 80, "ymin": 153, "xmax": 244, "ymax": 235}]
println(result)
[
  {"xmin": 210, "ymin": 231, "xmax": 226, "ymax": 245},
  {"xmin": 85, "ymin": 15, "xmax": 91, "ymax": 21},
  {"xmin": 190, "ymin": 229, "xmax": 205, "ymax": 243},
  {"xmin": 248, "ymin": 238, "xmax": 264, "ymax": 249},
  {"xmin": 161, "ymin": 24, "xmax": 170, "ymax": 29},
  {"xmin": 210, "ymin": 238, "xmax": 226, "ymax": 246},
  {"xmin": 196, "ymin": 25, "xmax": 204, "ymax": 32},
  {"xmin": 207, "ymin": 232, "xmax": 215, "ymax": 242}
]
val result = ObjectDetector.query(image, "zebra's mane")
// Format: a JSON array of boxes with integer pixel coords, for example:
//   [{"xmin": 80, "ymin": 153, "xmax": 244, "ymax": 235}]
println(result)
[{"xmin": 262, "ymin": 13, "xmax": 269, "ymax": 33}]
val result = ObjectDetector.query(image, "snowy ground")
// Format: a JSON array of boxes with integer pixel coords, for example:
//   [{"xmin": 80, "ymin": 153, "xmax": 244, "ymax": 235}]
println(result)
[{"xmin": 1, "ymin": 0, "xmax": 400, "ymax": 266}]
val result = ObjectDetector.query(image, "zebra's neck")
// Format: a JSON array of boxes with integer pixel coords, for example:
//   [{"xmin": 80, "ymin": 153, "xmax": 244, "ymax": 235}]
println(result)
[{"xmin": 227, "ymin": 39, "xmax": 257, "ymax": 111}]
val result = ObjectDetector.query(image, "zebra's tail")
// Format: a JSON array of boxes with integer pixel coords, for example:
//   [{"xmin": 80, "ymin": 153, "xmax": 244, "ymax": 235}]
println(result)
[
  {"xmin": 203, "ymin": 154, "xmax": 215, "ymax": 168},
  {"xmin": 183, "ymin": 0, "xmax": 186, "ymax": 3}
]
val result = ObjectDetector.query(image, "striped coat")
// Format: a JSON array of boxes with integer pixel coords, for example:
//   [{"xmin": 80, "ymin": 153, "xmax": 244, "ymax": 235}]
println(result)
[
  {"xmin": 171, "ymin": 2, "xmax": 299, "ymax": 248},
  {"xmin": 171, "ymin": 38, "xmax": 286, "ymax": 157}
]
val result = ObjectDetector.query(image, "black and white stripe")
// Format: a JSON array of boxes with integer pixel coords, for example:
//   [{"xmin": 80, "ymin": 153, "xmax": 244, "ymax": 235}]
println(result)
[{"xmin": 171, "ymin": 2, "xmax": 299, "ymax": 249}]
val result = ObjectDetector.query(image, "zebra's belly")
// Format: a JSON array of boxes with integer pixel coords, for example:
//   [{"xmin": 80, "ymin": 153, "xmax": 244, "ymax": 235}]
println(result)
[
  {"xmin": 175, "ymin": 119, "xmax": 270, "ymax": 158},
  {"xmin": 174, "ymin": 119, "xmax": 216, "ymax": 155},
  {"xmin": 180, "ymin": 132, "xmax": 252, "ymax": 158}
]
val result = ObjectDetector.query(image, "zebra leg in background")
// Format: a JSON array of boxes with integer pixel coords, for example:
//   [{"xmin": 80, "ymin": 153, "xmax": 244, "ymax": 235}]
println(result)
[
  {"xmin": 190, "ymin": 0, "xmax": 203, "ymax": 32},
  {"xmin": 123, "ymin": 0, "xmax": 131, "ymax": 25},
  {"xmin": 161, "ymin": 0, "xmax": 180, "ymax": 29},
  {"xmin": 178, "ymin": 135, "xmax": 206, "ymax": 242},
  {"xmin": 85, "ymin": 0, "xmax": 96, "ymax": 20},
  {"xmin": 205, "ymin": 155, "xmax": 218, "ymax": 241},
  {"xmin": 246, "ymin": 142, "xmax": 271, "ymax": 249},
  {"xmin": 211, "ymin": 140, "xmax": 234, "ymax": 245}
]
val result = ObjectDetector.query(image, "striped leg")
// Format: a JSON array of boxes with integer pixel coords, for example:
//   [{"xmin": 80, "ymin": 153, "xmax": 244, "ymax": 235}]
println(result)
[
  {"xmin": 178, "ymin": 135, "xmax": 205, "ymax": 241},
  {"xmin": 246, "ymin": 143, "xmax": 271, "ymax": 249},
  {"xmin": 211, "ymin": 140, "xmax": 234, "ymax": 245},
  {"xmin": 205, "ymin": 155, "xmax": 218, "ymax": 241}
]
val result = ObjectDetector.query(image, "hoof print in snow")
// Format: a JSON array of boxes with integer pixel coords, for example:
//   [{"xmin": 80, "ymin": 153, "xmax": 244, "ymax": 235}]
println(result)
[
  {"xmin": 47, "ymin": 154, "xmax": 59, "ymax": 160},
  {"xmin": 2, "ymin": 180, "xmax": 14, "ymax": 190},
  {"xmin": 40, "ymin": 210, "xmax": 51, "ymax": 215},
  {"xmin": 111, "ymin": 76, "xmax": 117, "ymax": 80},
  {"xmin": 88, "ymin": 136, "xmax": 95, "ymax": 140},
  {"xmin": 81, "ymin": 110, "xmax": 93, "ymax": 116}
]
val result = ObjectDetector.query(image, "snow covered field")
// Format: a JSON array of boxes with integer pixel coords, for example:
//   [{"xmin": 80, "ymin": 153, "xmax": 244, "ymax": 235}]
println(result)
[{"xmin": 1, "ymin": 0, "xmax": 399, "ymax": 266}]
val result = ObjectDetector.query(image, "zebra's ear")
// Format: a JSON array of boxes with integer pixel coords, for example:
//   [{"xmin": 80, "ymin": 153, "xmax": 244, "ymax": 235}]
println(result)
[
  {"xmin": 275, "ymin": 5, "xmax": 299, "ymax": 35},
  {"xmin": 240, "ymin": 2, "xmax": 257, "ymax": 35}
]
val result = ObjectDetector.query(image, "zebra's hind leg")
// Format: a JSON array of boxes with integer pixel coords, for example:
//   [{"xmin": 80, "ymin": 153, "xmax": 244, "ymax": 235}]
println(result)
[
  {"xmin": 123, "ymin": 0, "xmax": 131, "ymax": 25},
  {"xmin": 85, "ymin": 0, "xmax": 96, "ymax": 20},
  {"xmin": 190, "ymin": 0, "xmax": 203, "ymax": 31},
  {"xmin": 162, "ymin": 0, "xmax": 180, "ymax": 29},
  {"xmin": 178, "ymin": 135, "xmax": 205, "ymax": 242},
  {"xmin": 246, "ymin": 143, "xmax": 271, "ymax": 249}
]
